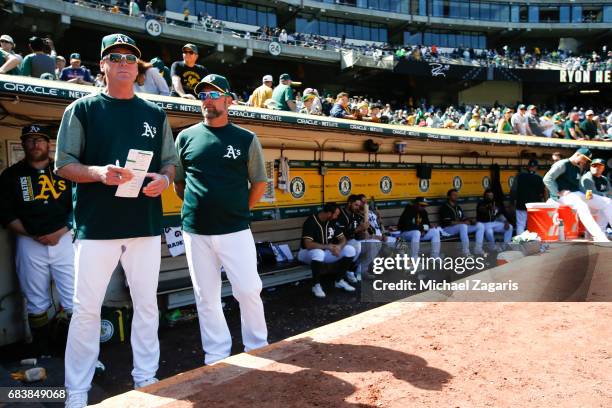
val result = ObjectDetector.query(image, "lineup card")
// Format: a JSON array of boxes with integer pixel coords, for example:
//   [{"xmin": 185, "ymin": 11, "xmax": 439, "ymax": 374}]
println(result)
[{"xmin": 115, "ymin": 149, "xmax": 154, "ymax": 198}]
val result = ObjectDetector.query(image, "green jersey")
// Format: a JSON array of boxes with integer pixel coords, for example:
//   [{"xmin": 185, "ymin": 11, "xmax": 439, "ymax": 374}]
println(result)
[
  {"xmin": 580, "ymin": 172, "xmax": 611, "ymax": 197},
  {"xmin": 271, "ymin": 84, "xmax": 294, "ymax": 111},
  {"xmin": 55, "ymin": 92, "xmax": 178, "ymax": 239},
  {"xmin": 175, "ymin": 122, "xmax": 267, "ymax": 235},
  {"xmin": 543, "ymin": 159, "xmax": 584, "ymax": 199}
]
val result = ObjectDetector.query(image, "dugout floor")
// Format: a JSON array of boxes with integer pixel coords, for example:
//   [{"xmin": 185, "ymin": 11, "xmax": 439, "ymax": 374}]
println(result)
[{"xmin": 96, "ymin": 244, "xmax": 612, "ymax": 408}]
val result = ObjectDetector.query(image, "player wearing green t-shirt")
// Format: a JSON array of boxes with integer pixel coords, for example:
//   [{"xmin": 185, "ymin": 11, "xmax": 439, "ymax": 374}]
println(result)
[
  {"xmin": 174, "ymin": 74, "xmax": 269, "ymax": 365},
  {"xmin": 55, "ymin": 34, "xmax": 178, "ymax": 408}
]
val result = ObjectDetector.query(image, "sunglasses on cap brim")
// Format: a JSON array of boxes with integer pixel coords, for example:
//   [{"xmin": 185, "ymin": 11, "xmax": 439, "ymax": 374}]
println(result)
[
  {"xmin": 103, "ymin": 53, "xmax": 138, "ymax": 64},
  {"xmin": 198, "ymin": 91, "xmax": 231, "ymax": 100}
]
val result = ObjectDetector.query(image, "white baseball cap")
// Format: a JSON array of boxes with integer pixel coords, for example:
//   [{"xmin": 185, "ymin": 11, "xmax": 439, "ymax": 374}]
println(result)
[
  {"xmin": 0, "ymin": 34, "xmax": 15, "ymax": 44},
  {"xmin": 585, "ymin": 109, "xmax": 594, "ymax": 116},
  {"xmin": 262, "ymin": 75, "xmax": 273, "ymax": 83}
]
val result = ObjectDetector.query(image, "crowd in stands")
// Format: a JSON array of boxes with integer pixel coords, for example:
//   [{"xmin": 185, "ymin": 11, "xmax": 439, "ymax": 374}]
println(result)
[
  {"xmin": 57, "ymin": 0, "xmax": 612, "ymax": 71},
  {"xmin": 1, "ymin": 31, "xmax": 610, "ymax": 141}
]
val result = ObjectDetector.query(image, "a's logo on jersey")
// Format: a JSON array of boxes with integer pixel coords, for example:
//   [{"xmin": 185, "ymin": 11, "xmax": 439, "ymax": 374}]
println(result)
[
  {"xmin": 289, "ymin": 177, "xmax": 306, "ymax": 199},
  {"xmin": 338, "ymin": 176, "xmax": 352, "ymax": 196},
  {"xmin": 379, "ymin": 176, "xmax": 392, "ymax": 194},
  {"xmin": 419, "ymin": 178, "xmax": 430, "ymax": 193},
  {"xmin": 34, "ymin": 175, "xmax": 67, "ymax": 201},
  {"xmin": 327, "ymin": 227, "xmax": 335, "ymax": 240},
  {"xmin": 482, "ymin": 176, "xmax": 491, "ymax": 189},
  {"xmin": 141, "ymin": 122, "xmax": 157, "ymax": 138},
  {"xmin": 508, "ymin": 176, "xmax": 515, "ymax": 189},
  {"xmin": 223, "ymin": 145, "xmax": 241, "ymax": 159},
  {"xmin": 453, "ymin": 176, "xmax": 462, "ymax": 191}
]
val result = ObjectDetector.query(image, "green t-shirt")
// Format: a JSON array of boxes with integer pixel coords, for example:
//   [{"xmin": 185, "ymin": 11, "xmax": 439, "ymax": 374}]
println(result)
[
  {"xmin": 55, "ymin": 92, "xmax": 179, "ymax": 239},
  {"xmin": 0, "ymin": 49, "xmax": 20, "ymax": 75},
  {"xmin": 580, "ymin": 172, "xmax": 611, "ymax": 197},
  {"xmin": 271, "ymin": 84, "xmax": 294, "ymax": 111},
  {"xmin": 563, "ymin": 119, "xmax": 584, "ymax": 139},
  {"xmin": 175, "ymin": 122, "xmax": 267, "ymax": 235},
  {"xmin": 579, "ymin": 119, "xmax": 598, "ymax": 138}
]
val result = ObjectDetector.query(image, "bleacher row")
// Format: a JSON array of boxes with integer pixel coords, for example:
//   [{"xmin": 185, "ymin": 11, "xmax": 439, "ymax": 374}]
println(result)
[{"xmin": 156, "ymin": 202, "xmax": 480, "ymax": 304}]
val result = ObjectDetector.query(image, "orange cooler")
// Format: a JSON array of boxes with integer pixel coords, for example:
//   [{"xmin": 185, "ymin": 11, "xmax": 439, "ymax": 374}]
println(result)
[
  {"xmin": 557, "ymin": 205, "xmax": 580, "ymax": 239},
  {"xmin": 526, "ymin": 204, "xmax": 559, "ymax": 242}
]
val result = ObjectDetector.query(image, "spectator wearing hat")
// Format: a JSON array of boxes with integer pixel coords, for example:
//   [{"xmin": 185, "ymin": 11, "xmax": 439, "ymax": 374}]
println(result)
[
  {"xmin": 171, "ymin": 43, "xmax": 208, "ymax": 99},
  {"xmin": 20, "ymin": 36, "xmax": 56, "ymax": 78},
  {"xmin": 1, "ymin": 34, "xmax": 22, "ymax": 63},
  {"xmin": 511, "ymin": 104, "xmax": 532, "ymax": 136},
  {"xmin": 60, "ymin": 53, "xmax": 93, "ymax": 85},
  {"xmin": 511, "ymin": 159, "xmax": 545, "ymax": 235},
  {"xmin": 497, "ymin": 108, "xmax": 514, "ymax": 134},
  {"xmin": 563, "ymin": 111, "xmax": 585, "ymax": 140},
  {"xmin": 543, "ymin": 148, "xmax": 609, "ymax": 242},
  {"xmin": 55, "ymin": 55, "xmax": 66, "ymax": 80},
  {"xmin": 299, "ymin": 93, "xmax": 318, "ymax": 115},
  {"xmin": 580, "ymin": 158, "xmax": 611, "ymax": 234},
  {"xmin": 580, "ymin": 110, "xmax": 601, "ymax": 140},
  {"xmin": 526, "ymin": 105, "xmax": 546, "ymax": 137},
  {"xmin": 397, "ymin": 197, "xmax": 441, "ymax": 261},
  {"xmin": 247, "ymin": 75, "xmax": 273, "ymax": 108},
  {"xmin": 468, "ymin": 112, "xmax": 484, "ymax": 132},
  {"xmin": 303, "ymin": 88, "xmax": 322, "ymax": 115},
  {"xmin": 271, "ymin": 73, "xmax": 296, "ymax": 111},
  {"xmin": 150, "ymin": 57, "xmax": 172, "ymax": 88},
  {"xmin": 539, "ymin": 111, "xmax": 556, "ymax": 137}
]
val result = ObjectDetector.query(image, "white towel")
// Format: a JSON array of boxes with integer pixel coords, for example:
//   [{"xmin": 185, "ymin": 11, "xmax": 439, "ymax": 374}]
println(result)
[{"xmin": 278, "ymin": 155, "xmax": 290, "ymax": 193}]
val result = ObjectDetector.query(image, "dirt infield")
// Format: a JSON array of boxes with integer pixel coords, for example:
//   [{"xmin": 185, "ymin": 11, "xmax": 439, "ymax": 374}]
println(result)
[{"xmin": 98, "ymin": 301, "xmax": 611, "ymax": 408}]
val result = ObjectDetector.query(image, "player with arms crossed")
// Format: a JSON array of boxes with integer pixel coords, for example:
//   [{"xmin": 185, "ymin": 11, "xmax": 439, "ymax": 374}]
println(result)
[{"xmin": 55, "ymin": 34, "xmax": 178, "ymax": 408}]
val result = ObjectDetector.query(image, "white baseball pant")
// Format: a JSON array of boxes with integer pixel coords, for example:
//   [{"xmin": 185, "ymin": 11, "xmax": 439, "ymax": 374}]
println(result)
[
  {"xmin": 399, "ymin": 229, "xmax": 441, "ymax": 259},
  {"xmin": 583, "ymin": 193, "xmax": 612, "ymax": 233},
  {"xmin": 15, "ymin": 232, "xmax": 74, "ymax": 314},
  {"xmin": 297, "ymin": 245, "xmax": 357, "ymax": 264},
  {"xmin": 442, "ymin": 223, "xmax": 485, "ymax": 254},
  {"xmin": 484, "ymin": 221, "xmax": 513, "ymax": 247},
  {"xmin": 516, "ymin": 210, "xmax": 528, "ymax": 235},
  {"xmin": 184, "ymin": 229, "xmax": 268, "ymax": 365},
  {"xmin": 65, "ymin": 236, "xmax": 161, "ymax": 394},
  {"xmin": 560, "ymin": 192, "xmax": 610, "ymax": 242},
  {"xmin": 357, "ymin": 237, "xmax": 397, "ymax": 275}
]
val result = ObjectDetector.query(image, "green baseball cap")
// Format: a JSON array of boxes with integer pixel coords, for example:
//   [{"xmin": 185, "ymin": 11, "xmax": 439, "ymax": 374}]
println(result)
[
  {"xmin": 279, "ymin": 73, "xmax": 291, "ymax": 81},
  {"xmin": 576, "ymin": 147, "xmax": 592, "ymax": 161},
  {"xmin": 591, "ymin": 158, "xmax": 605, "ymax": 166},
  {"xmin": 21, "ymin": 124, "xmax": 52, "ymax": 141},
  {"xmin": 100, "ymin": 33, "xmax": 141, "ymax": 58},
  {"xmin": 182, "ymin": 43, "xmax": 199, "ymax": 54},
  {"xmin": 70, "ymin": 53, "xmax": 81, "ymax": 61},
  {"xmin": 150, "ymin": 57, "xmax": 165, "ymax": 69},
  {"xmin": 194, "ymin": 74, "xmax": 231, "ymax": 95},
  {"xmin": 302, "ymin": 94, "xmax": 316, "ymax": 102}
]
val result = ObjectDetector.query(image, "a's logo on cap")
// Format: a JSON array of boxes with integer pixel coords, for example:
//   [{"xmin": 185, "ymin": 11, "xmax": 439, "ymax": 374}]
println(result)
[
  {"xmin": 29, "ymin": 125, "xmax": 40, "ymax": 133},
  {"xmin": 115, "ymin": 34, "xmax": 129, "ymax": 44}
]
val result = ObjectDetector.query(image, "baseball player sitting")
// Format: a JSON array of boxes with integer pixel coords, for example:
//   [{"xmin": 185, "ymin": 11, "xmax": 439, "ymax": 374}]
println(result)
[
  {"xmin": 398, "ymin": 197, "xmax": 441, "ymax": 260},
  {"xmin": 298, "ymin": 203, "xmax": 357, "ymax": 298},
  {"xmin": 544, "ymin": 148, "xmax": 610, "ymax": 242},
  {"xmin": 579, "ymin": 158, "xmax": 611, "ymax": 235},
  {"xmin": 336, "ymin": 195, "xmax": 367, "ymax": 283},
  {"xmin": 440, "ymin": 189, "xmax": 485, "ymax": 256},
  {"xmin": 476, "ymin": 188, "xmax": 513, "ymax": 250},
  {"xmin": 0, "ymin": 125, "xmax": 73, "ymax": 357}
]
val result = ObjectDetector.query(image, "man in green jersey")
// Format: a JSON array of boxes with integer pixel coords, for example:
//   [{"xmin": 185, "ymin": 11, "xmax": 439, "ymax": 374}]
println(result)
[
  {"xmin": 543, "ymin": 148, "xmax": 609, "ymax": 242},
  {"xmin": 580, "ymin": 158, "xmax": 611, "ymax": 234},
  {"xmin": 54, "ymin": 33, "xmax": 178, "ymax": 408},
  {"xmin": 174, "ymin": 74, "xmax": 269, "ymax": 365}
]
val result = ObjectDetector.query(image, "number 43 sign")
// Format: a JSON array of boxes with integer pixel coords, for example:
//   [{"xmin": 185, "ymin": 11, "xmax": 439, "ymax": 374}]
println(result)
[{"xmin": 145, "ymin": 19, "xmax": 163, "ymax": 37}]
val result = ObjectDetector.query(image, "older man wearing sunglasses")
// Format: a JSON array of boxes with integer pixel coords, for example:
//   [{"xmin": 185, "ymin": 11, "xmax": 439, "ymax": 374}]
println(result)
[
  {"xmin": 55, "ymin": 33, "xmax": 179, "ymax": 408},
  {"xmin": 174, "ymin": 74, "xmax": 269, "ymax": 366}
]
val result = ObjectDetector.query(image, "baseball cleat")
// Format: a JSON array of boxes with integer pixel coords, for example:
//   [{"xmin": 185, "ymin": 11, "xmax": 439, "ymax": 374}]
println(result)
[
  {"xmin": 335, "ymin": 279, "xmax": 356, "ymax": 292},
  {"xmin": 312, "ymin": 283, "xmax": 326, "ymax": 298}
]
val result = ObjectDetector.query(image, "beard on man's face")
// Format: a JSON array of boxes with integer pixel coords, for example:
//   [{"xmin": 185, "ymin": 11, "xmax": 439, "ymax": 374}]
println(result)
[{"xmin": 204, "ymin": 104, "xmax": 224, "ymax": 119}]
